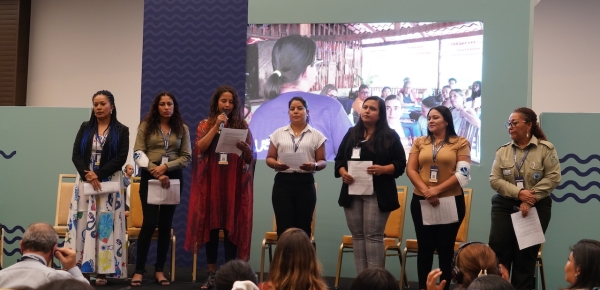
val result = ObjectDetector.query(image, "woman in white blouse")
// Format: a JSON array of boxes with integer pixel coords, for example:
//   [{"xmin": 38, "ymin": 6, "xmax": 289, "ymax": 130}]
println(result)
[{"xmin": 266, "ymin": 96, "xmax": 327, "ymax": 237}]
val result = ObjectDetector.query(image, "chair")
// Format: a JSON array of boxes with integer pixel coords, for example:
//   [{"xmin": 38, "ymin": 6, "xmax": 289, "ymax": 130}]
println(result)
[
  {"xmin": 399, "ymin": 188, "xmax": 473, "ymax": 288},
  {"xmin": 258, "ymin": 184, "xmax": 318, "ymax": 282},
  {"xmin": 535, "ymin": 244, "xmax": 546, "ymax": 290},
  {"xmin": 1, "ymin": 226, "xmax": 4, "ymax": 269},
  {"xmin": 126, "ymin": 177, "xmax": 176, "ymax": 282},
  {"xmin": 53, "ymin": 174, "xmax": 77, "ymax": 240},
  {"xmin": 334, "ymin": 186, "xmax": 409, "ymax": 289}
]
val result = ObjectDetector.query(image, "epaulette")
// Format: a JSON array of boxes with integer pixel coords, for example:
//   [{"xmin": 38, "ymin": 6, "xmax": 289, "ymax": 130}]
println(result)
[
  {"xmin": 539, "ymin": 140, "xmax": 555, "ymax": 150},
  {"xmin": 496, "ymin": 142, "xmax": 511, "ymax": 151}
]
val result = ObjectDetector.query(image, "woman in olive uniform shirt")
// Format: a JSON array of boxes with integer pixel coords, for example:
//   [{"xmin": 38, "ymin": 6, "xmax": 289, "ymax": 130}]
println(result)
[{"xmin": 489, "ymin": 107, "xmax": 561, "ymax": 290}]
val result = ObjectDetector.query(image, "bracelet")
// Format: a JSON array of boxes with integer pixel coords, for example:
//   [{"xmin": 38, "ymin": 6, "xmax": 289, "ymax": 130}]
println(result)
[{"xmin": 314, "ymin": 162, "xmax": 318, "ymax": 172}]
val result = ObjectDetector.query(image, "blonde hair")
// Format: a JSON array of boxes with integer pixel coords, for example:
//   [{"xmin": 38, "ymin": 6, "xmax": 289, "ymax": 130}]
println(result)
[{"xmin": 267, "ymin": 228, "xmax": 327, "ymax": 290}]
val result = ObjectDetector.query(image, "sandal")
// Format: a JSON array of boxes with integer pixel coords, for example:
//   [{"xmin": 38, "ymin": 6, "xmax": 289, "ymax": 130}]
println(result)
[
  {"xmin": 94, "ymin": 278, "xmax": 108, "ymax": 286},
  {"xmin": 200, "ymin": 271, "xmax": 216, "ymax": 290},
  {"xmin": 155, "ymin": 272, "xmax": 171, "ymax": 286},
  {"xmin": 131, "ymin": 273, "xmax": 143, "ymax": 287}
]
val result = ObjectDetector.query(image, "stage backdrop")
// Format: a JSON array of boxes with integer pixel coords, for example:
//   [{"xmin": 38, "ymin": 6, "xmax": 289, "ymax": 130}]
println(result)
[
  {"xmin": 139, "ymin": 0, "xmax": 248, "ymax": 267},
  {"xmin": 0, "ymin": 107, "xmax": 91, "ymax": 266}
]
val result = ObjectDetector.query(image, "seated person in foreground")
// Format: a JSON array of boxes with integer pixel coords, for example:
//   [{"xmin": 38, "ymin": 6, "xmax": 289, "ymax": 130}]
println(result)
[
  {"xmin": 215, "ymin": 259, "xmax": 259, "ymax": 290},
  {"xmin": 350, "ymin": 268, "xmax": 400, "ymax": 290},
  {"xmin": 0, "ymin": 223, "xmax": 90, "ymax": 289}
]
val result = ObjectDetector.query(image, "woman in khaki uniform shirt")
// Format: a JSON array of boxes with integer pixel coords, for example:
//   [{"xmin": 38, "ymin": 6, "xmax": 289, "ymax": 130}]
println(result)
[
  {"xmin": 489, "ymin": 107, "xmax": 560, "ymax": 290},
  {"xmin": 407, "ymin": 106, "xmax": 471, "ymax": 290}
]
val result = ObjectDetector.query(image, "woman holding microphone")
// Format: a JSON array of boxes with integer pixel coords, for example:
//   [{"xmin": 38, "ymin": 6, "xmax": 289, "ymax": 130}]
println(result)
[
  {"xmin": 266, "ymin": 96, "xmax": 327, "ymax": 238},
  {"xmin": 131, "ymin": 92, "xmax": 191, "ymax": 286}
]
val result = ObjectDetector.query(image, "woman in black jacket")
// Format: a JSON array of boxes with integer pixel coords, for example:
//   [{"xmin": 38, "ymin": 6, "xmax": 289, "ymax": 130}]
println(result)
[
  {"xmin": 64, "ymin": 90, "xmax": 129, "ymax": 286},
  {"xmin": 335, "ymin": 96, "xmax": 406, "ymax": 275}
]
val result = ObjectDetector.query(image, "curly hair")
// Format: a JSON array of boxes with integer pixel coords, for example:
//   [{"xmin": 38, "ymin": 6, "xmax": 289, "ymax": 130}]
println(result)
[
  {"xmin": 267, "ymin": 228, "xmax": 327, "ymax": 290},
  {"xmin": 208, "ymin": 85, "xmax": 247, "ymax": 129},
  {"xmin": 140, "ymin": 92, "xmax": 186, "ymax": 140}
]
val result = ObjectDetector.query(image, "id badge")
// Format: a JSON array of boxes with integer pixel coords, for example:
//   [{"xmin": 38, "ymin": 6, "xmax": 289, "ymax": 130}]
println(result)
[
  {"xmin": 218, "ymin": 152, "xmax": 228, "ymax": 165},
  {"xmin": 161, "ymin": 155, "xmax": 169, "ymax": 165},
  {"xmin": 429, "ymin": 165, "xmax": 439, "ymax": 183},
  {"xmin": 94, "ymin": 153, "xmax": 101, "ymax": 166},
  {"xmin": 351, "ymin": 147, "xmax": 361, "ymax": 159},
  {"xmin": 515, "ymin": 176, "xmax": 525, "ymax": 189}
]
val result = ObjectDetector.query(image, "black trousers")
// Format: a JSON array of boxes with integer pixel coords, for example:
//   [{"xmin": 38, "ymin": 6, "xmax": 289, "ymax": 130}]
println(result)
[
  {"xmin": 488, "ymin": 194, "xmax": 551, "ymax": 290},
  {"xmin": 411, "ymin": 193, "xmax": 466, "ymax": 290},
  {"xmin": 205, "ymin": 229, "xmax": 237, "ymax": 265},
  {"xmin": 272, "ymin": 172, "xmax": 316, "ymax": 238},
  {"xmin": 135, "ymin": 168, "xmax": 182, "ymax": 274}
]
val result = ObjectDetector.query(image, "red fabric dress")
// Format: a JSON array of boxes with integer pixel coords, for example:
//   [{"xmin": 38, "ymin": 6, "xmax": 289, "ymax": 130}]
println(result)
[{"xmin": 184, "ymin": 119, "xmax": 256, "ymax": 261}]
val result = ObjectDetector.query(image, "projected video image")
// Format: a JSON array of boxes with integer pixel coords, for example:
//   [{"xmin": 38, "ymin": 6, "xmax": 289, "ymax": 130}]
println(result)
[{"xmin": 246, "ymin": 22, "xmax": 483, "ymax": 163}]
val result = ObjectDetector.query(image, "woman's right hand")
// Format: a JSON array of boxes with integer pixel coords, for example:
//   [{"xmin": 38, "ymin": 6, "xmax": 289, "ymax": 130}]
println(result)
[
  {"xmin": 89, "ymin": 179, "xmax": 102, "ymax": 191},
  {"xmin": 426, "ymin": 268, "xmax": 446, "ymax": 290},
  {"xmin": 518, "ymin": 189, "xmax": 537, "ymax": 205},
  {"xmin": 427, "ymin": 196, "xmax": 440, "ymax": 207},
  {"xmin": 273, "ymin": 162, "xmax": 289, "ymax": 171},
  {"xmin": 158, "ymin": 175, "xmax": 170, "ymax": 189},
  {"xmin": 214, "ymin": 113, "xmax": 228, "ymax": 128},
  {"xmin": 341, "ymin": 172, "xmax": 355, "ymax": 185}
]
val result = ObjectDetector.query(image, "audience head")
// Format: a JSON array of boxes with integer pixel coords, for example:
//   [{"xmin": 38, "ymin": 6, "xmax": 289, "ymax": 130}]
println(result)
[
  {"xmin": 268, "ymin": 228, "xmax": 327, "ymax": 290},
  {"xmin": 510, "ymin": 107, "xmax": 547, "ymax": 141},
  {"xmin": 350, "ymin": 268, "xmax": 400, "ymax": 290},
  {"xmin": 209, "ymin": 85, "xmax": 246, "ymax": 129},
  {"xmin": 358, "ymin": 84, "xmax": 370, "ymax": 101},
  {"xmin": 384, "ymin": 95, "xmax": 402, "ymax": 123},
  {"xmin": 452, "ymin": 242, "xmax": 502, "ymax": 287},
  {"xmin": 381, "ymin": 86, "xmax": 392, "ymax": 98},
  {"xmin": 214, "ymin": 259, "xmax": 258, "ymax": 290},
  {"xmin": 36, "ymin": 279, "xmax": 94, "ymax": 290},
  {"xmin": 319, "ymin": 84, "xmax": 338, "ymax": 99},
  {"xmin": 565, "ymin": 239, "xmax": 600, "ymax": 290},
  {"xmin": 420, "ymin": 96, "xmax": 438, "ymax": 117},
  {"xmin": 266, "ymin": 34, "xmax": 318, "ymax": 99},
  {"xmin": 441, "ymin": 85, "xmax": 451, "ymax": 100},
  {"xmin": 20, "ymin": 223, "xmax": 58, "ymax": 262},
  {"xmin": 403, "ymin": 81, "xmax": 412, "ymax": 92},
  {"xmin": 449, "ymin": 89, "xmax": 465, "ymax": 109},
  {"xmin": 466, "ymin": 275, "xmax": 514, "ymax": 290},
  {"xmin": 123, "ymin": 164, "xmax": 134, "ymax": 177},
  {"xmin": 448, "ymin": 78, "xmax": 457, "ymax": 88},
  {"xmin": 472, "ymin": 81, "xmax": 482, "ymax": 95}
]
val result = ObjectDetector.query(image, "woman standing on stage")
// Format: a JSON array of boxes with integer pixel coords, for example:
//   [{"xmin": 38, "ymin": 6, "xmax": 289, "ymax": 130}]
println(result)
[
  {"xmin": 266, "ymin": 96, "xmax": 327, "ymax": 238},
  {"xmin": 131, "ymin": 92, "xmax": 191, "ymax": 286},
  {"xmin": 185, "ymin": 85, "xmax": 256, "ymax": 290},
  {"xmin": 65, "ymin": 90, "xmax": 129, "ymax": 286}
]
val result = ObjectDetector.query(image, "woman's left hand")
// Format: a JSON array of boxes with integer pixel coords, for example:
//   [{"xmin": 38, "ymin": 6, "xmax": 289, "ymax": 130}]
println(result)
[
  {"xmin": 151, "ymin": 164, "xmax": 168, "ymax": 178},
  {"xmin": 367, "ymin": 165, "xmax": 384, "ymax": 176},
  {"xmin": 84, "ymin": 170, "xmax": 98, "ymax": 182},
  {"xmin": 300, "ymin": 162, "xmax": 316, "ymax": 171},
  {"xmin": 520, "ymin": 202, "xmax": 531, "ymax": 217},
  {"xmin": 423, "ymin": 186, "xmax": 441, "ymax": 199},
  {"xmin": 236, "ymin": 141, "xmax": 251, "ymax": 155},
  {"xmin": 426, "ymin": 268, "xmax": 446, "ymax": 290},
  {"xmin": 158, "ymin": 175, "xmax": 170, "ymax": 189}
]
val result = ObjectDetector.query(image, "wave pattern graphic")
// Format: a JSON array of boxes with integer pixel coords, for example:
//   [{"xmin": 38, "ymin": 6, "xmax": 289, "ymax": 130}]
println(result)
[
  {"xmin": 0, "ymin": 150, "xmax": 16, "ymax": 159},
  {"xmin": 556, "ymin": 180, "xmax": 600, "ymax": 190},
  {"xmin": 560, "ymin": 154, "xmax": 600, "ymax": 164},
  {"xmin": 1, "ymin": 225, "xmax": 25, "ymax": 234},
  {"xmin": 3, "ymin": 235, "xmax": 22, "ymax": 244},
  {"xmin": 3, "ymin": 248, "xmax": 21, "ymax": 256},
  {"xmin": 561, "ymin": 166, "xmax": 600, "ymax": 177},
  {"xmin": 141, "ymin": 0, "xmax": 248, "ymax": 267},
  {"xmin": 551, "ymin": 193, "xmax": 600, "ymax": 203}
]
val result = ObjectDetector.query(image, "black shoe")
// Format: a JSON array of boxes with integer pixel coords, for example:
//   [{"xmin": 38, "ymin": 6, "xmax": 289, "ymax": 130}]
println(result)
[
  {"xmin": 200, "ymin": 271, "xmax": 216, "ymax": 290},
  {"xmin": 154, "ymin": 272, "xmax": 170, "ymax": 286}
]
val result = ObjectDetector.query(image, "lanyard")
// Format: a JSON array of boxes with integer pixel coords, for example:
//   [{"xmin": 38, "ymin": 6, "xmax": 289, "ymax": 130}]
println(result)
[
  {"xmin": 513, "ymin": 146, "xmax": 529, "ymax": 174},
  {"xmin": 291, "ymin": 131, "xmax": 306, "ymax": 153},
  {"xmin": 19, "ymin": 255, "xmax": 46, "ymax": 266},
  {"xmin": 432, "ymin": 140, "xmax": 445, "ymax": 164},
  {"xmin": 160, "ymin": 127, "xmax": 172, "ymax": 152}
]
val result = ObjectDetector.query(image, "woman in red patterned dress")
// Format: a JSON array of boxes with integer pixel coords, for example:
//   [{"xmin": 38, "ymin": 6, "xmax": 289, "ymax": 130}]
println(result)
[{"xmin": 185, "ymin": 85, "xmax": 256, "ymax": 289}]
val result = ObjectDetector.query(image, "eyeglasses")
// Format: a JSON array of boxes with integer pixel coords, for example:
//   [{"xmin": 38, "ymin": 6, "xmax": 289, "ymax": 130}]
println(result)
[
  {"xmin": 311, "ymin": 60, "xmax": 323, "ymax": 69},
  {"xmin": 505, "ymin": 121, "xmax": 528, "ymax": 128},
  {"xmin": 359, "ymin": 90, "xmax": 369, "ymax": 95}
]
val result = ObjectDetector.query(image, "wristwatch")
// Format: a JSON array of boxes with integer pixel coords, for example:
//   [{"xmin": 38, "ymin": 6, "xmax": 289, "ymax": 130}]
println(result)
[{"xmin": 314, "ymin": 162, "xmax": 319, "ymax": 171}]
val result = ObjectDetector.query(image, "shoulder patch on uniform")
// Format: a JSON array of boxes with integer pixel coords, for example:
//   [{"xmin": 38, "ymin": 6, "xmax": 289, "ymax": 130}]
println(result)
[
  {"xmin": 549, "ymin": 152, "xmax": 559, "ymax": 165},
  {"xmin": 496, "ymin": 142, "xmax": 511, "ymax": 151},
  {"xmin": 539, "ymin": 140, "xmax": 555, "ymax": 150}
]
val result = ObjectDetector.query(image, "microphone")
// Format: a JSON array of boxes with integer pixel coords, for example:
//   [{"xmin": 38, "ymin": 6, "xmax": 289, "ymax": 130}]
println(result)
[{"xmin": 219, "ymin": 109, "xmax": 229, "ymax": 132}]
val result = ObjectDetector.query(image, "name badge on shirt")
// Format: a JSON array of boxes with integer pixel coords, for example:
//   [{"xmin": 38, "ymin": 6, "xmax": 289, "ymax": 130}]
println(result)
[
  {"xmin": 351, "ymin": 147, "xmax": 361, "ymax": 159},
  {"xmin": 515, "ymin": 176, "xmax": 525, "ymax": 189},
  {"xmin": 93, "ymin": 153, "xmax": 101, "ymax": 166},
  {"xmin": 218, "ymin": 152, "xmax": 228, "ymax": 165},
  {"xmin": 161, "ymin": 155, "xmax": 169, "ymax": 165},
  {"xmin": 429, "ymin": 165, "xmax": 439, "ymax": 183}
]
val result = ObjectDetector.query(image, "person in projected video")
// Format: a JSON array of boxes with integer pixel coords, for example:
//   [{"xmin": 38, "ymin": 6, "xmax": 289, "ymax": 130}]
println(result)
[{"xmin": 249, "ymin": 34, "xmax": 352, "ymax": 160}]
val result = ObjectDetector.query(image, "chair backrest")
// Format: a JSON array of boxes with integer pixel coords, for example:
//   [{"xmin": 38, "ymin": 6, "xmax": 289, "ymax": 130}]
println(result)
[
  {"xmin": 456, "ymin": 188, "xmax": 473, "ymax": 243},
  {"xmin": 384, "ymin": 186, "xmax": 408, "ymax": 241},
  {"xmin": 130, "ymin": 177, "xmax": 143, "ymax": 228},
  {"xmin": 272, "ymin": 183, "xmax": 318, "ymax": 239},
  {"xmin": 1, "ymin": 226, "xmax": 4, "ymax": 268},
  {"xmin": 55, "ymin": 174, "xmax": 77, "ymax": 227}
]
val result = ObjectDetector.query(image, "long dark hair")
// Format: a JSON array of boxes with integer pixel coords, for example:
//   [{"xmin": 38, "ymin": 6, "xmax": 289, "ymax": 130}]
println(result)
[
  {"xmin": 140, "ymin": 92, "xmax": 186, "ymax": 140},
  {"xmin": 471, "ymin": 81, "xmax": 482, "ymax": 99},
  {"xmin": 425, "ymin": 106, "xmax": 458, "ymax": 145},
  {"xmin": 566, "ymin": 239, "xmax": 600, "ymax": 290},
  {"xmin": 79, "ymin": 90, "xmax": 120, "ymax": 161},
  {"xmin": 349, "ymin": 96, "xmax": 394, "ymax": 152},
  {"xmin": 208, "ymin": 85, "xmax": 246, "ymax": 129},
  {"xmin": 265, "ymin": 35, "xmax": 317, "ymax": 100},
  {"xmin": 513, "ymin": 107, "xmax": 547, "ymax": 141}
]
